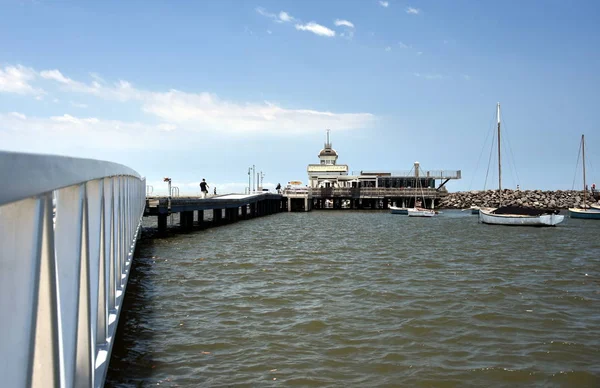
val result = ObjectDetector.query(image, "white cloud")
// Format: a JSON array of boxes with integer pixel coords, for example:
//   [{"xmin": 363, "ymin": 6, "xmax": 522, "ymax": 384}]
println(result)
[
  {"xmin": 295, "ymin": 22, "xmax": 336, "ymax": 37},
  {"xmin": 256, "ymin": 7, "xmax": 295, "ymax": 23},
  {"xmin": 416, "ymin": 51, "xmax": 423, "ymax": 56},
  {"xmin": 50, "ymin": 114, "xmax": 99, "ymax": 124},
  {"xmin": 278, "ymin": 11, "xmax": 294, "ymax": 22},
  {"xmin": 379, "ymin": 1, "xmax": 389, "ymax": 7},
  {"xmin": 398, "ymin": 41, "xmax": 412, "ymax": 49},
  {"xmin": 0, "ymin": 65, "xmax": 44, "ymax": 95},
  {"xmin": 0, "ymin": 112, "xmax": 174, "ymax": 153},
  {"xmin": 406, "ymin": 7, "xmax": 420, "ymax": 14},
  {"xmin": 24, "ymin": 66, "xmax": 374, "ymax": 135},
  {"xmin": 70, "ymin": 101, "xmax": 88, "ymax": 108},
  {"xmin": 414, "ymin": 73, "xmax": 443, "ymax": 80},
  {"xmin": 158, "ymin": 123, "xmax": 177, "ymax": 132},
  {"xmin": 267, "ymin": 30, "xmax": 272, "ymax": 34},
  {"xmin": 256, "ymin": 7, "xmax": 276, "ymax": 19},
  {"xmin": 462, "ymin": 74, "xmax": 471, "ymax": 80},
  {"xmin": 385, "ymin": 46, "xmax": 392, "ymax": 51},
  {"xmin": 141, "ymin": 91, "xmax": 371, "ymax": 133},
  {"xmin": 10, "ymin": 112, "xmax": 27, "ymax": 120},
  {"xmin": 334, "ymin": 19, "xmax": 354, "ymax": 28},
  {"xmin": 40, "ymin": 69, "xmax": 102, "ymax": 95}
]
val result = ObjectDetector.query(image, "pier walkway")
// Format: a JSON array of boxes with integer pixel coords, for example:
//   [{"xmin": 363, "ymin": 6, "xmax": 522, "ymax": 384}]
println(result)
[{"xmin": 145, "ymin": 193, "xmax": 283, "ymax": 232}]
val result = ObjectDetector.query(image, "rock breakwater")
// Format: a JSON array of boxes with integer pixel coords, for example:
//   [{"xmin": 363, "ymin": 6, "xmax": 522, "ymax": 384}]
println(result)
[{"xmin": 440, "ymin": 189, "xmax": 598, "ymax": 209}]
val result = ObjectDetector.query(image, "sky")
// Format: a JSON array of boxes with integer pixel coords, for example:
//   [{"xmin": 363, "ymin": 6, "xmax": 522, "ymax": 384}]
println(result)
[{"xmin": 1, "ymin": 0, "xmax": 599, "ymax": 195}]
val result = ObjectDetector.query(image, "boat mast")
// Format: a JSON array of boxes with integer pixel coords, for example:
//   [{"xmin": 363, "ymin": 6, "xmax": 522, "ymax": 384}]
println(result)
[
  {"xmin": 582, "ymin": 134, "xmax": 587, "ymax": 208},
  {"xmin": 497, "ymin": 102, "xmax": 502, "ymax": 206},
  {"xmin": 414, "ymin": 161, "xmax": 421, "ymax": 208}
]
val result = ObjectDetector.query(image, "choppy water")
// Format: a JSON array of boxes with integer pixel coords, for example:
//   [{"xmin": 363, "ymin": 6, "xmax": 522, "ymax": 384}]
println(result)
[{"xmin": 105, "ymin": 210, "xmax": 600, "ymax": 387}]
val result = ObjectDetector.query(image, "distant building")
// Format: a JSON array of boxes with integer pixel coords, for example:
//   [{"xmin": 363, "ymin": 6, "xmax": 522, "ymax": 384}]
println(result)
[{"xmin": 306, "ymin": 130, "xmax": 460, "ymax": 190}]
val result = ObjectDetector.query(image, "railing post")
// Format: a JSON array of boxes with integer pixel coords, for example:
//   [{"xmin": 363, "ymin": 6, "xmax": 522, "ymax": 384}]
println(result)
[{"xmin": 0, "ymin": 151, "xmax": 146, "ymax": 388}]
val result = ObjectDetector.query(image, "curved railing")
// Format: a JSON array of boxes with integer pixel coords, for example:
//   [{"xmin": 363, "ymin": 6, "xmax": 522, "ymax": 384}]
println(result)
[{"xmin": 0, "ymin": 151, "xmax": 146, "ymax": 388}]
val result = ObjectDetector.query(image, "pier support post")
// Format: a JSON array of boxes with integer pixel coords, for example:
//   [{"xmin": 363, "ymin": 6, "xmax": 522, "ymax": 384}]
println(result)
[
  {"xmin": 241, "ymin": 205, "xmax": 248, "ymax": 219},
  {"xmin": 196, "ymin": 210, "xmax": 204, "ymax": 228},
  {"xmin": 226, "ymin": 208, "xmax": 237, "ymax": 223},
  {"xmin": 213, "ymin": 209, "xmax": 223, "ymax": 225},
  {"xmin": 250, "ymin": 202, "xmax": 257, "ymax": 217},
  {"xmin": 181, "ymin": 211, "xmax": 194, "ymax": 230},
  {"xmin": 158, "ymin": 214, "xmax": 167, "ymax": 233}
]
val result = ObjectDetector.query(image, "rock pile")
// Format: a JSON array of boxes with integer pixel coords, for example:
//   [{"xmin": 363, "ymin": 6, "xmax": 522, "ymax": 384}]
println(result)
[{"xmin": 439, "ymin": 189, "xmax": 598, "ymax": 209}]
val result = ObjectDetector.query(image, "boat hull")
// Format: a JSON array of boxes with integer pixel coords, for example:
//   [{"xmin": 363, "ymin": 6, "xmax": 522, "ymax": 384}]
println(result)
[
  {"xmin": 479, "ymin": 209, "xmax": 564, "ymax": 226},
  {"xmin": 408, "ymin": 208, "xmax": 436, "ymax": 217},
  {"xmin": 568, "ymin": 208, "xmax": 600, "ymax": 219},
  {"xmin": 390, "ymin": 206, "xmax": 409, "ymax": 215},
  {"xmin": 470, "ymin": 207, "xmax": 493, "ymax": 215}
]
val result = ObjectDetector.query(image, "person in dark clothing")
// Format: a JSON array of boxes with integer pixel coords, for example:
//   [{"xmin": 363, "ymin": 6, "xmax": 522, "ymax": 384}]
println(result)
[
  {"xmin": 213, "ymin": 187, "xmax": 217, "ymax": 195},
  {"xmin": 200, "ymin": 179, "xmax": 209, "ymax": 198},
  {"xmin": 276, "ymin": 183, "xmax": 281, "ymax": 194}
]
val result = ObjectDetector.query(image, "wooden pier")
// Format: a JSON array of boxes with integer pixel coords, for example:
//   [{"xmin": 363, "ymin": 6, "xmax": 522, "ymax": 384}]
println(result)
[
  {"xmin": 144, "ymin": 193, "xmax": 284, "ymax": 232},
  {"xmin": 284, "ymin": 187, "xmax": 449, "ymax": 210}
]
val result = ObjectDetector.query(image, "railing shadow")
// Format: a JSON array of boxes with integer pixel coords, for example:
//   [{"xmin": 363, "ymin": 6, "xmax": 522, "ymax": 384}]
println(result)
[{"xmin": 104, "ymin": 242, "xmax": 159, "ymax": 387}]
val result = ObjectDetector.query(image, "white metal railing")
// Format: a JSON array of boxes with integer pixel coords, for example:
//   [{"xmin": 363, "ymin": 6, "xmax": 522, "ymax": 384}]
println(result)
[
  {"xmin": 352, "ymin": 170, "xmax": 461, "ymax": 179},
  {"xmin": 0, "ymin": 151, "xmax": 146, "ymax": 388}
]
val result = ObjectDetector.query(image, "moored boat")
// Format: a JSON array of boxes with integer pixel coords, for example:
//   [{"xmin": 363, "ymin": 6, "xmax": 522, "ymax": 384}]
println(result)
[
  {"xmin": 408, "ymin": 162, "xmax": 437, "ymax": 218},
  {"xmin": 480, "ymin": 206, "xmax": 564, "ymax": 226},
  {"xmin": 478, "ymin": 103, "xmax": 564, "ymax": 227},
  {"xmin": 390, "ymin": 205, "xmax": 409, "ymax": 215},
  {"xmin": 408, "ymin": 208, "xmax": 436, "ymax": 217},
  {"xmin": 568, "ymin": 135, "xmax": 600, "ymax": 220}
]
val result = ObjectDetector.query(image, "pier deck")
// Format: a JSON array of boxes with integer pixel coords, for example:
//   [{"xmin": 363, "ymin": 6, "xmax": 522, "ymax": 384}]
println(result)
[{"xmin": 144, "ymin": 193, "xmax": 284, "ymax": 232}]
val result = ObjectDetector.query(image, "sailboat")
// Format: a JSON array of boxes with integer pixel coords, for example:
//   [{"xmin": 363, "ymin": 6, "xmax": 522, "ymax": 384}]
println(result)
[
  {"xmin": 478, "ymin": 103, "xmax": 565, "ymax": 226},
  {"xmin": 407, "ymin": 161, "xmax": 436, "ymax": 217},
  {"xmin": 390, "ymin": 200, "xmax": 409, "ymax": 215},
  {"xmin": 568, "ymin": 135, "xmax": 600, "ymax": 219}
]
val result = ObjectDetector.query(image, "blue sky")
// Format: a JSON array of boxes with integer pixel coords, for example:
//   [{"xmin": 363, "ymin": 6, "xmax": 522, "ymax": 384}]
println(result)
[{"xmin": 1, "ymin": 0, "xmax": 599, "ymax": 194}]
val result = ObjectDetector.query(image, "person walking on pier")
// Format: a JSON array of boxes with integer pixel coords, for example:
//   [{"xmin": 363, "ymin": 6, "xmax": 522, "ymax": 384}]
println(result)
[
  {"xmin": 276, "ymin": 183, "xmax": 281, "ymax": 194},
  {"xmin": 213, "ymin": 187, "xmax": 217, "ymax": 195},
  {"xmin": 200, "ymin": 179, "xmax": 209, "ymax": 199}
]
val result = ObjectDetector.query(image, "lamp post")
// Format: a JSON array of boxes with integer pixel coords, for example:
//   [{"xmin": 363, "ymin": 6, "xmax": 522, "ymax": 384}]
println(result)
[
  {"xmin": 260, "ymin": 171, "xmax": 265, "ymax": 191},
  {"xmin": 248, "ymin": 167, "xmax": 251, "ymax": 194}
]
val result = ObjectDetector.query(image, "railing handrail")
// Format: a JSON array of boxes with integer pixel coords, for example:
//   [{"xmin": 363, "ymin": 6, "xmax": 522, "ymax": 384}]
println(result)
[
  {"xmin": 0, "ymin": 151, "xmax": 146, "ymax": 388},
  {"xmin": 0, "ymin": 150, "xmax": 141, "ymax": 206}
]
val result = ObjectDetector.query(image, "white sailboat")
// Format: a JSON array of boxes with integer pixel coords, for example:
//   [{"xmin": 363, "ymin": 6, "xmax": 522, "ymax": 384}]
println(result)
[
  {"xmin": 390, "ymin": 204, "xmax": 409, "ymax": 215},
  {"xmin": 407, "ymin": 161, "xmax": 436, "ymax": 217},
  {"xmin": 568, "ymin": 135, "xmax": 600, "ymax": 219},
  {"xmin": 479, "ymin": 103, "xmax": 564, "ymax": 226}
]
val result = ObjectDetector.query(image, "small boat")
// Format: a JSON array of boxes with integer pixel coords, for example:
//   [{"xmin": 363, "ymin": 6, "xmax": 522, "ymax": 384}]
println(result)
[
  {"xmin": 479, "ymin": 103, "xmax": 564, "ymax": 227},
  {"xmin": 407, "ymin": 162, "xmax": 437, "ymax": 218},
  {"xmin": 408, "ymin": 208, "xmax": 435, "ymax": 217},
  {"xmin": 480, "ymin": 205, "xmax": 564, "ymax": 226},
  {"xmin": 390, "ymin": 205, "xmax": 409, "ymax": 215},
  {"xmin": 468, "ymin": 206, "xmax": 494, "ymax": 214},
  {"xmin": 568, "ymin": 135, "xmax": 600, "ymax": 220}
]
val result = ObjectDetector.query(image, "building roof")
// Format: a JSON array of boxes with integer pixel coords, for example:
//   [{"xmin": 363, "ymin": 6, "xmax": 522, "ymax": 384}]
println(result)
[{"xmin": 319, "ymin": 147, "xmax": 338, "ymax": 157}]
